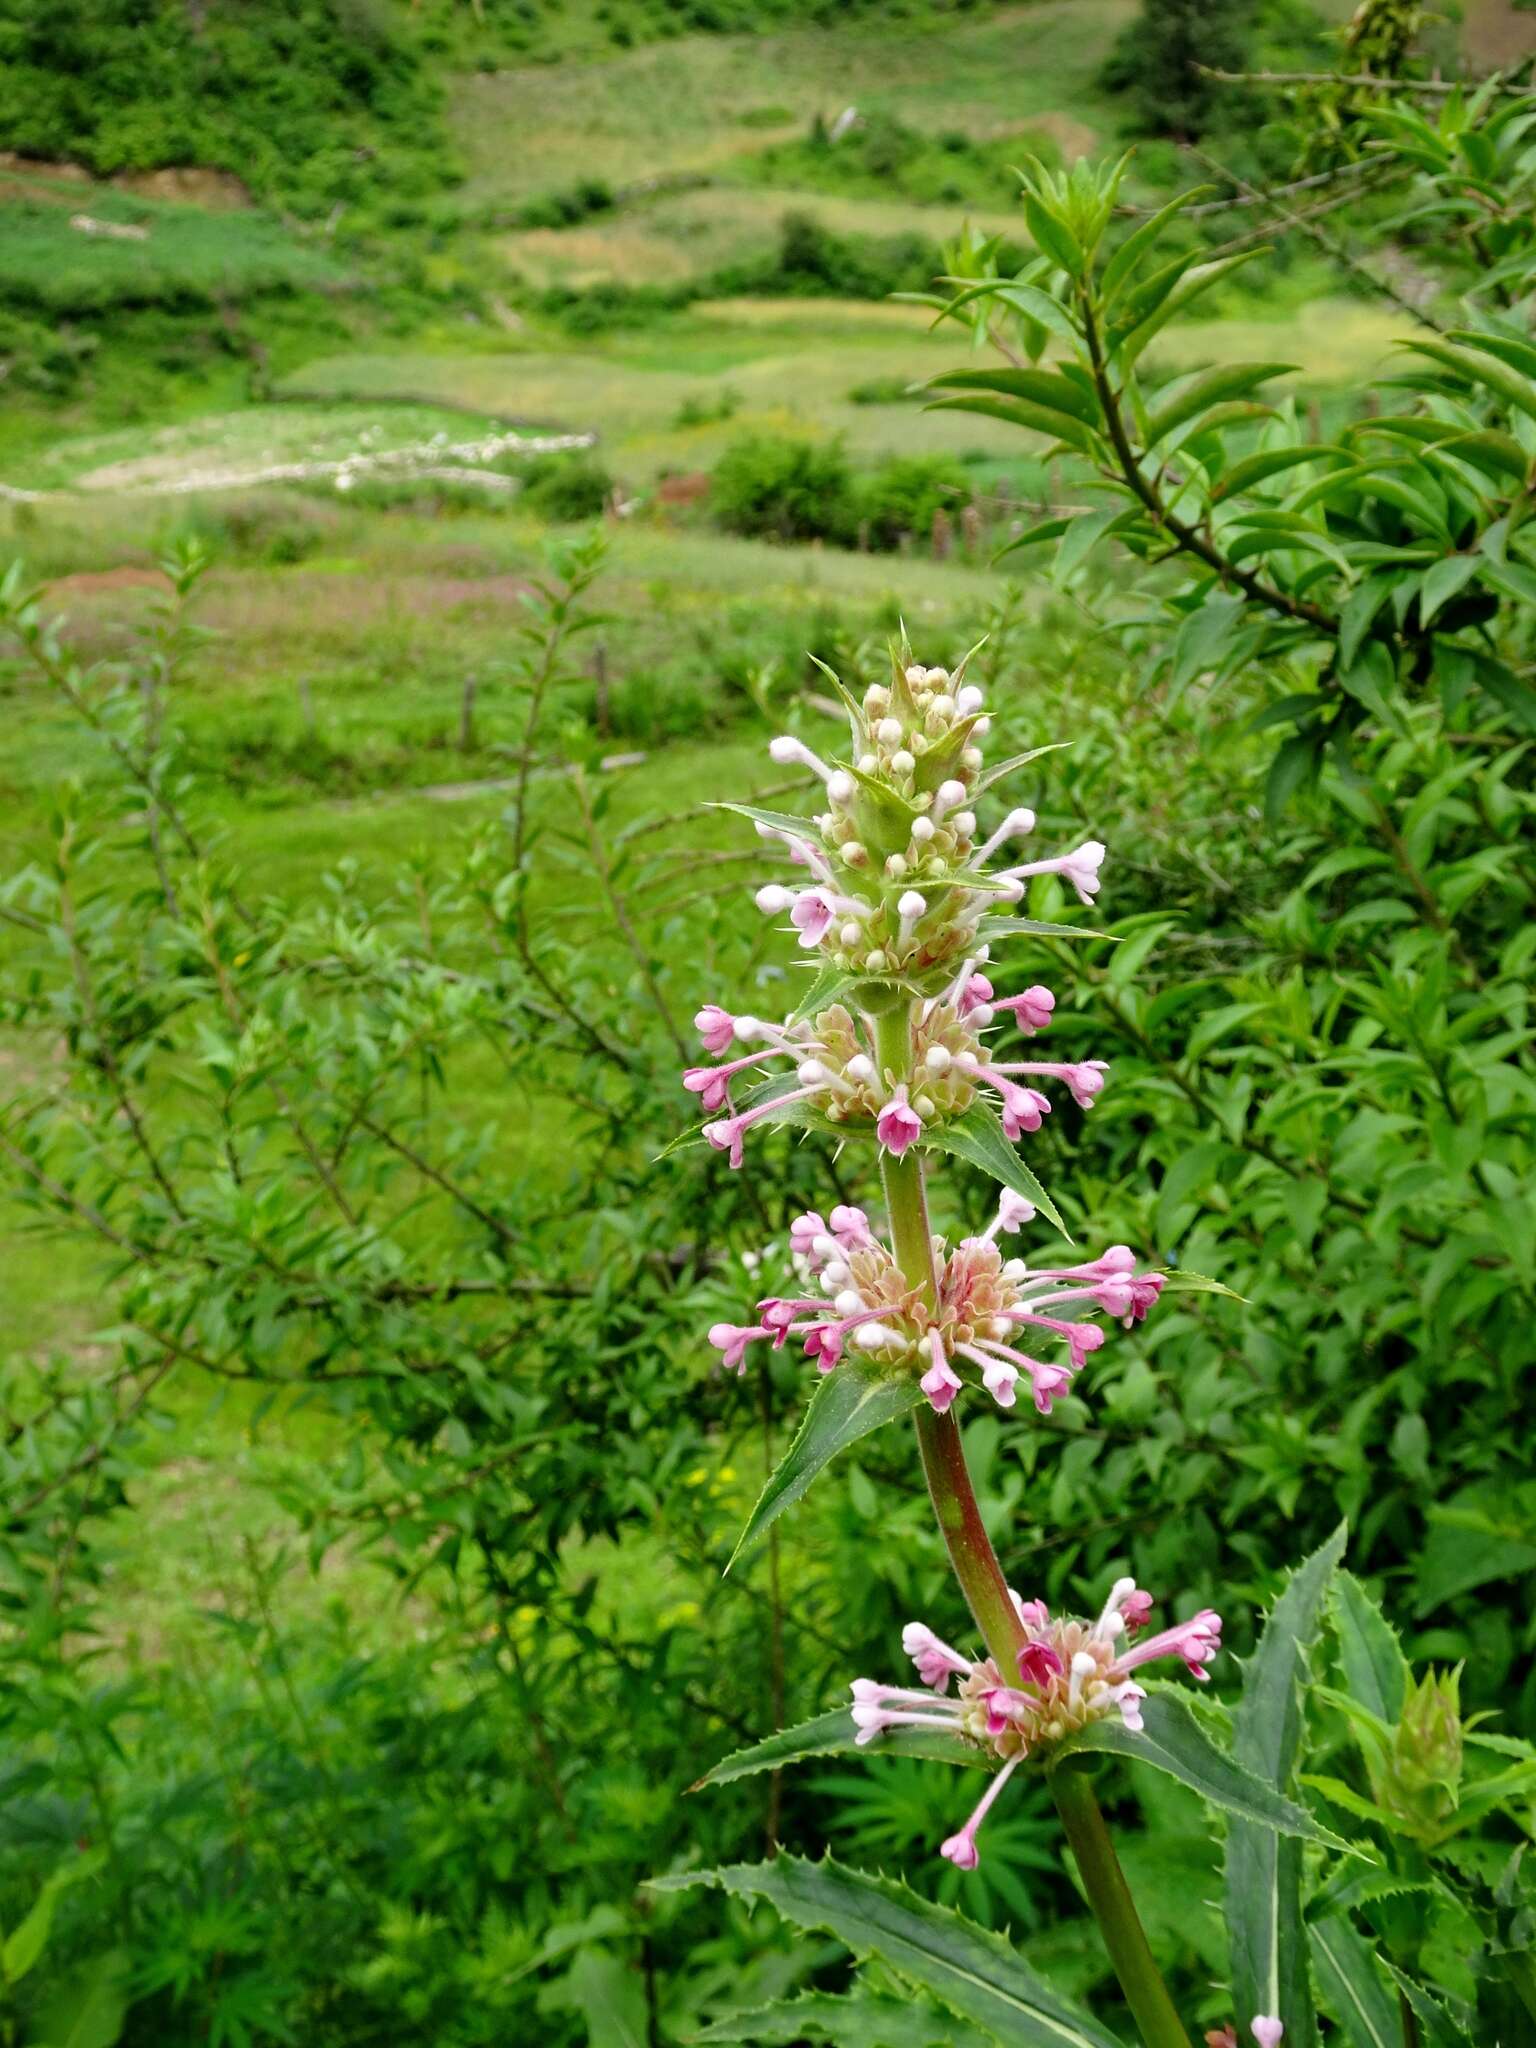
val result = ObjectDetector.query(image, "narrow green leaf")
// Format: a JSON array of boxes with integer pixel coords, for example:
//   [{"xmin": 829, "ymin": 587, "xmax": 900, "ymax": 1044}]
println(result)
[
  {"xmin": 925, "ymin": 366, "xmax": 1099, "ymax": 424},
  {"xmin": 1418, "ymin": 554, "xmax": 1478, "ymax": 625},
  {"xmin": 1330, "ymin": 1572, "xmax": 1410, "ymax": 1724},
  {"xmin": 1379, "ymin": 1961, "xmax": 1474, "ymax": 2047},
  {"xmin": 1264, "ymin": 729, "xmax": 1322, "ymax": 823},
  {"xmin": 31, "ymin": 1949, "xmax": 130, "ymax": 2048},
  {"xmin": 2, "ymin": 1878, "xmax": 60, "ymax": 1984},
  {"xmin": 1404, "ymin": 337, "xmax": 1536, "ymax": 426},
  {"xmin": 1160, "ymin": 1267, "xmax": 1248, "ymax": 1304},
  {"xmin": 725, "ymin": 1362, "xmax": 922, "ymax": 1572},
  {"xmin": 692, "ymin": 1707, "xmax": 992, "ymax": 1791},
  {"xmin": 1023, "ymin": 193, "xmax": 1084, "ymax": 276},
  {"xmin": 925, "ymin": 395, "xmax": 1098, "ymax": 457},
  {"xmin": 1144, "ymin": 362, "xmax": 1296, "ymax": 447},
  {"xmin": 1100, "ymin": 186, "xmax": 1213, "ymax": 304},
  {"xmin": 1053, "ymin": 1692, "xmax": 1344, "ymax": 1843},
  {"xmin": 1120, "ymin": 248, "xmax": 1268, "ymax": 366},
  {"xmin": 708, "ymin": 800, "xmax": 818, "ymax": 841},
  {"xmin": 650, "ymin": 1856, "xmax": 1126, "ymax": 2048},
  {"xmin": 919, "ymin": 1105, "xmax": 1066, "ymax": 1237},
  {"xmin": 1225, "ymin": 1522, "xmax": 1349, "ymax": 2048},
  {"xmin": 1215, "ymin": 444, "xmax": 1350, "ymax": 501},
  {"xmin": 1338, "ymin": 574, "xmax": 1393, "ymax": 670},
  {"xmin": 693, "ymin": 1985, "xmax": 995, "ymax": 2046},
  {"xmin": 975, "ymin": 916, "xmax": 1111, "ymax": 943},
  {"xmin": 1309, "ymin": 1916, "xmax": 1399, "ymax": 2048},
  {"xmin": 1459, "ymin": 649, "xmax": 1536, "ymax": 735},
  {"xmin": 567, "ymin": 1945, "xmax": 647, "ymax": 2048}
]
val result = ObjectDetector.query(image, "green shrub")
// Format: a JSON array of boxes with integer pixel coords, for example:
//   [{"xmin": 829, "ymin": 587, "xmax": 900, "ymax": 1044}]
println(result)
[
  {"xmin": 853, "ymin": 453, "xmax": 970, "ymax": 549},
  {"xmin": 709, "ymin": 433, "xmax": 854, "ymax": 542},
  {"xmin": 519, "ymin": 453, "xmax": 614, "ymax": 520}
]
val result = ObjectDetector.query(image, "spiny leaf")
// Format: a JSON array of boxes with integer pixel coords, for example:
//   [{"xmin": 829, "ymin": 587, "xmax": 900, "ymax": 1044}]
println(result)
[
  {"xmin": 725, "ymin": 1361, "xmax": 923, "ymax": 1572},
  {"xmin": 651, "ymin": 1855, "xmax": 1125, "ymax": 2048},
  {"xmin": 1330, "ymin": 1571, "xmax": 1410, "ymax": 1724},
  {"xmin": 918, "ymin": 1105, "xmax": 1066, "ymax": 1238},
  {"xmin": 691, "ymin": 1984, "xmax": 995, "ymax": 2046},
  {"xmin": 1225, "ymin": 1522, "xmax": 1349, "ymax": 2048},
  {"xmin": 1053, "ymin": 1691, "xmax": 1347, "ymax": 1844},
  {"xmin": 691, "ymin": 1706, "xmax": 993, "ymax": 1792},
  {"xmin": 1309, "ymin": 1916, "xmax": 1399, "ymax": 2048}
]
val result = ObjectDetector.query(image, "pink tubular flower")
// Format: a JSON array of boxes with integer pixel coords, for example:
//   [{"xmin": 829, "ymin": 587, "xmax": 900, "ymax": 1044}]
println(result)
[
  {"xmin": 876, "ymin": 1084, "xmax": 923, "ymax": 1156},
  {"xmin": 995, "ymin": 1081, "xmax": 1050, "ymax": 1140},
  {"xmin": 902, "ymin": 1621, "xmax": 974, "ymax": 1693},
  {"xmin": 959, "ymin": 972, "xmax": 994, "ymax": 1017},
  {"xmin": 708, "ymin": 1322, "xmax": 767, "ymax": 1374},
  {"xmin": 682, "ymin": 1047, "xmax": 772, "ymax": 1112},
  {"xmin": 992, "ymin": 983, "xmax": 1055, "ymax": 1033},
  {"xmin": 940, "ymin": 1754, "xmax": 1023, "ymax": 1869},
  {"xmin": 790, "ymin": 888, "xmax": 837, "ymax": 947},
  {"xmin": 802, "ymin": 1323, "xmax": 844, "ymax": 1372},
  {"xmin": 999, "ymin": 840, "xmax": 1106, "ymax": 906},
  {"xmin": 1114, "ymin": 1608, "xmax": 1222, "ymax": 1681},
  {"xmin": 829, "ymin": 1203, "xmax": 875, "ymax": 1248},
  {"xmin": 693, "ymin": 1004, "xmax": 737, "ymax": 1055},
  {"xmin": 920, "ymin": 1328, "xmax": 962, "ymax": 1413},
  {"xmin": 788, "ymin": 1211, "xmax": 828, "ymax": 1259}
]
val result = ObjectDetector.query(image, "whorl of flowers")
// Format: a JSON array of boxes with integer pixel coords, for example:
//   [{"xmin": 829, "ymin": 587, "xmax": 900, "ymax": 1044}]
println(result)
[
  {"xmin": 707, "ymin": 1188, "xmax": 1162, "ymax": 1417},
  {"xmin": 851, "ymin": 1579, "xmax": 1223, "ymax": 1869}
]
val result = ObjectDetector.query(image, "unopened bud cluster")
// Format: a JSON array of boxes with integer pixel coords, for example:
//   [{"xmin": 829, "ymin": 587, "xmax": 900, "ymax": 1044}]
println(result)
[{"xmin": 754, "ymin": 656, "xmax": 1103, "ymax": 992}]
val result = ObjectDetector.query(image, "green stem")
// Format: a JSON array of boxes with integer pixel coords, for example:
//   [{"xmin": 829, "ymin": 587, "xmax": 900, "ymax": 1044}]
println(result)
[
  {"xmin": 872, "ymin": 1001, "xmax": 1187, "ymax": 2047},
  {"xmin": 1052, "ymin": 1766, "xmax": 1192, "ymax": 2048}
]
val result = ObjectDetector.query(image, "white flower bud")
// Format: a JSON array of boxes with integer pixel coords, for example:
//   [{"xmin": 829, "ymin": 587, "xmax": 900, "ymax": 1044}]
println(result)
[
  {"xmin": 952, "ymin": 810, "xmax": 976, "ymax": 837},
  {"xmin": 970, "ymin": 1003, "xmax": 994, "ymax": 1027},
  {"xmin": 925, "ymin": 666, "xmax": 949, "ymax": 686},
  {"xmin": 890, "ymin": 750, "xmax": 915, "ymax": 778},
  {"xmin": 846, "ymin": 1054, "xmax": 875, "ymax": 1082},
  {"xmin": 853, "ymin": 1322, "xmax": 891, "ymax": 1351},
  {"xmin": 990, "ymin": 1317, "xmax": 1013, "ymax": 1339},
  {"xmin": 884, "ymin": 853, "xmax": 908, "ymax": 879},
  {"xmin": 823, "ymin": 1259, "xmax": 850, "ymax": 1287},
  {"xmin": 839, "ymin": 920, "xmax": 862, "ymax": 948},
  {"xmin": 876, "ymin": 718, "xmax": 904, "ymax": 745},
  {"xmin": 904, "ymin": 665, "xmax": 925, "ymax": 684},
  {"xmin": 924, "ymin": 1045, "xmax": 952, "ymax": 1074},
  {"xmin": 834, "ymin": 1289, "xmax": 863, "ymax": 1317},
  {"xmin": 797, "ymin": 1060, "xmax": 827, "ymax": 1085},
  {"xmin": 956, "ymin": 685, "xmax": 984, "ymax": 715},
  {"xmin": 827, "ymin": 770, "xmax": 855, "ymax": 804},
  {"xmin": 842, "ymin": 842, "xmax": 868, "ymax": 867},
  {"xmin": 930, "ymin": 693, "xmax": 956, "ymax": 721},
  {"xmin": 913, "ymin": 1092, "xmax": 935, "ymax": 1117},
  {"xmin": 910, "ymin": 816, "xmax": 936, "ymax": 844},
  {"xmin": 972, "ymin": 716, "xmax": 991, "ymax": 736},
  {"xmin": 864, "ymin": 949, "xmax": 888, "ymax": 973},
  {"xmin": 756, "ymin": 885, "xmax": 792, "ymax": 913},
  {"xmin": 1003, "ymin": 1258, "xmax": 1028, "ymax": 1281},
  {"xmin": 898, "ymin": 890, "xmax": 926, "ymax": 920},
  {"xmin": 769, "ymin": 735, "xmax": 804, "ymax": 763},
  {"xmin": 858, "ymin": 752, "xmax": 878, "ymax": 775},
  {"xmin": 961, "ymin": 746, "xmax": 983, "ymax": 769}
]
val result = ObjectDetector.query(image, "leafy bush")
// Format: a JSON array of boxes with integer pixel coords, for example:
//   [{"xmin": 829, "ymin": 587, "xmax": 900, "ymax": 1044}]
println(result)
[
  {"xmin": 851, "ymin": 452, "xmax": 970, "ymax": 549},
  {"xmin": 518, "ymin": 452, "xmax": 614, "ymax": 520},
  {"xmin": 709, "ymin": 432, "xmax": 855, "ymax": 542}
]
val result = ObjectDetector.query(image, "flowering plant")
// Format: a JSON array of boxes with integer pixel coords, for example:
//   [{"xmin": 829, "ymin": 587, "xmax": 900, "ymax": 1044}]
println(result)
[{"xmin": 655, "ymin": 645, "xmax": 1353, "ymax": 2047}]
